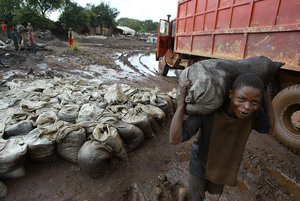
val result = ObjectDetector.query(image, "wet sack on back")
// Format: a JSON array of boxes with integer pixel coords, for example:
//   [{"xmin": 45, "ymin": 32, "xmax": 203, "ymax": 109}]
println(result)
[{"xmin": 179, "ymin": 56, "xmax": 283, "ymax": 115}]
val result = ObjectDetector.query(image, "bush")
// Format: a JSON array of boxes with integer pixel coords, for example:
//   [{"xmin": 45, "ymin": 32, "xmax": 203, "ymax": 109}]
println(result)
[{"xmin": 71, "ymin": 40, "xmax": 79, "ymax": 51}]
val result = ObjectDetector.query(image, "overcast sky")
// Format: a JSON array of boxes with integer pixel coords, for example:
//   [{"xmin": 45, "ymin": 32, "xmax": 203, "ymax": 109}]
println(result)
[{"xmin": 50, "ymin": 0, "xmax": 178, "ymax": 22}]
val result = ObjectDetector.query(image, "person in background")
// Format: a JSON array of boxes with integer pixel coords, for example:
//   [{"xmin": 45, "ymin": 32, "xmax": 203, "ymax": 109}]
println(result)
[
  {"xmin": 169, "ymin": 73, "xmax": 271, "ymax": 201},
  {"xmin": 16, "ymin": 24, "xmax": 27, "ymax": 48},
  {"xmin": 1, "ymin": 21, "xmax": 7, "ymax": 37},
  {"xmin": 68, "ymin": 27, "xmax": 74, "ymax": 48},
  {"xmin": 27, "ymin": 22, "xmax": 35, "ymax": 50},
  {"xmin": 10, "ymin": 27, "xmax": 20, "ymax": 51}
]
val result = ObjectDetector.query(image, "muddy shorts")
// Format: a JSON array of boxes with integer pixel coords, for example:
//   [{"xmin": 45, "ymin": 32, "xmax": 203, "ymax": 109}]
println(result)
[{"xmin": 188, "ymin": 173, "xmax": 223, "ymax": 200}]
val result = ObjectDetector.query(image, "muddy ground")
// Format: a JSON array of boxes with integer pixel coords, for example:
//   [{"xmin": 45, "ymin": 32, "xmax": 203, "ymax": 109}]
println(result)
[{"xmin": 0, "ymin": 36, "xmax": 299, "ymax": 201}]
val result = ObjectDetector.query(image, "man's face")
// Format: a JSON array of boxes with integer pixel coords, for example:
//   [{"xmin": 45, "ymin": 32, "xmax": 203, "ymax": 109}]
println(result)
[{"xmin": 229, "ymin": 86, "xmax": 262, "ymax": 119}]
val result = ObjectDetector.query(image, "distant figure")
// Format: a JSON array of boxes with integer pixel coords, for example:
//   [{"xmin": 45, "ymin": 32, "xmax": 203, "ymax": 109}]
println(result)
[
  {"xmin": 27, "ymin": 22, "xmax": 35, "ymax": 50},
  {"xmin": 16, "ymin": 24, "xmax": 28, "ymax": 48},
  {"xmin": 68, "ymin": 27, "xmax": 74, "ymax": 48},
  {"xmin": 10, "ymin": 27, "xmax": 20, "ymax": 51},
  {"xmin": 1, "ymin": 21, "xmax": 7, "ymax": 37}
]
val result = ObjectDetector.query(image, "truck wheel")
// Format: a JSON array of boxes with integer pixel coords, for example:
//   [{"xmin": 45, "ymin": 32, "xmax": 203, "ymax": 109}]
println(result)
[
  {"xmin": 272, "ymin": 85, "xmax": 300, "ymax": 155},
  {"xmin": 158, "ymin": 58, "xmax": 169, "ymax": 76}
]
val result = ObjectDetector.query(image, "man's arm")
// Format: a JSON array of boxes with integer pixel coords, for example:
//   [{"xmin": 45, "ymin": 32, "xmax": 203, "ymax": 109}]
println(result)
[
  {"xmin": 169, "ymin": 81, "xmax": 190, "ymax": 144},
  {"xmin": 264, "ymin": 88, "xmax": 274, "ymax": 133},
  {"xmin": 253, "ymin": 89, "xmax": 273, "ymax": 133}
]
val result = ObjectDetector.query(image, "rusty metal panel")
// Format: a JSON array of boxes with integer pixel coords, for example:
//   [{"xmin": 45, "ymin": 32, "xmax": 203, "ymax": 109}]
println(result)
[
  {"xmin": 177, "ymin": 36, "xmax": 191, "ymax": 52},
  {"xmin": 216, "ymin": 8, "xmax": 231, "ymax": 29},
  {"xmin": 219, "ymin": 0, "xmax": 233, "ymax": 8},
  {"xmin": 187, "ymin": 0, "xmax": 196, "ymax": 16},
  {"xmin": 206, "ymin": 0, "xmax": 218, "ymax": 10},
  {"xmin": 177, "ymin": 19, "xmax": 185, "ymax": 33},
  {"xmin": 175, "ymin": 0, "xmax": 300, "ymax": 71},
  {"xmin": 192, "ymin": 35, "xmax": 213, "ymax": 55},
  {"xmin": 186, "ymin": 17, "xmax": 194, "ymax": 33},
  {"xmin": 276, "ymin": 0, "xmax": 300, "ymax": 25},
  {"xmin": 178, "ymin": 3, "xmax": 186, "ymax": 18},
  {"xmin": 231, "ymin": 3, "xmax": 251, "ymax": 28},
  {"xmin": 196, "ymin": 0, "xmax": 207, "ymax": 13},
  {"xmin": 213, "ymin": 34, "xmax": 245, "ymax": 59},
  {"xmin": 251, "ymin": 0, "xmax": 278, "ymax": 27},
  {"xmin": 194, "ymin": 15, "xmax": 205, "ymax": 31},
  {"xmin": 204, "ymin": 12, "xmax": 216, "ymax": 30},
  {"xmin": 245, "ymin": 32, "xmax": 300, "ymax": 71}
]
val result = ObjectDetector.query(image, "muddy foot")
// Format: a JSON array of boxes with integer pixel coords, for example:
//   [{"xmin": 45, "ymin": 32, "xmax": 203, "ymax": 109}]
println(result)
[{"xmin": 178, "ymin": 187, "xmax": 189, "ymax": 201}]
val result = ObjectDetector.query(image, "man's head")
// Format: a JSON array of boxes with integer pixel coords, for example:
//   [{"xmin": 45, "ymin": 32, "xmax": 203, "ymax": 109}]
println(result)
[{"xmin": 228, "ymin": 73, "xmax": 264, "ymax": 119}]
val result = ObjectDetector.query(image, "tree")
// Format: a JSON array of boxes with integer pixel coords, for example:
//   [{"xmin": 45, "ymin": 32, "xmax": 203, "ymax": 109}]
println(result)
[
  {"xmin": 0, "ymin": 0, "xmax": 23, "ymax": 25},
  {"xmin": 59, "ymin": 1, "xmax": 89, "ymax": 31},
  {"xmin": 13, "ymin": 6, "xmax": 54, "ymax": 30},
  {"xmin": 102, "ymin": 5, "xmax": 119, "ymax": 34},
  {"xmin": 88, "ymin": 2, "xmax": 119, "ymax": 35},
  {"xmin": 26, "ymin": 0, "xmax": 64, "ymax": 18},
  {"xmin": 140, "ymin": 20, "xmax": 158, "ymax": 33},
  {"xmin": 117, "ymin": 18, "xmax": 158, "ymax": 33}
]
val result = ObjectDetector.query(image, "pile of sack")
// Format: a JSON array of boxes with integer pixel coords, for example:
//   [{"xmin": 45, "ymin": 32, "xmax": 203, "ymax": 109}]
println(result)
[
  {"xmin": 0, "ymin": 77, "xmax": 177, "ymax": 197},
  {"xmin": 0, "ymin": 56, "xmax": 283, "ymax": 198}
]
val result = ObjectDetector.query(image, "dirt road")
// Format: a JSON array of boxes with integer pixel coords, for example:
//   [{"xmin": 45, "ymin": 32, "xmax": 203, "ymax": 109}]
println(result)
[{"xmin": 0, "ymin": 36, "xmax": 299, "ymax": 201}]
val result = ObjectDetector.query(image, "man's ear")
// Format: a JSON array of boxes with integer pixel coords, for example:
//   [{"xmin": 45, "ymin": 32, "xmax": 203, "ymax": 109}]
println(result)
[{"xmin": 229, "ymin": 89, "xmax": 233, "ymax": 99}]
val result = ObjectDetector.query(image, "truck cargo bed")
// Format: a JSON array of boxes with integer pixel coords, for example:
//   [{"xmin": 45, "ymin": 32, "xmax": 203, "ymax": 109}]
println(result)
[{"xmin": 175, "ymin": 0, "xmax": 300, "ymax": 71}]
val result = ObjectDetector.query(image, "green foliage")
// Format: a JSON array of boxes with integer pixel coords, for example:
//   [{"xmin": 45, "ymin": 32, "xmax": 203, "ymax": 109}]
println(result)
[
  {"xmin": 117, "ymin": 18, "xmax": 158, "ymax": 33},
  {"xmin": 0, "ymin": 0, "xmax": 23, "ymax": 26},
  {"xmin": 13, "ymin": 6, "xmax": 54, "ymax": 30},
  {"xmin": 85, "ymin": 2, "xmax": 119, "ymax": 35},
  {"xmin": 140, "ymin": 20, "xmax": 158, "ymax": 33},
  {"xmin": 59, "ymin": 1, "xmax": 119, "ymax": 35},
  {"xmin": 71, "ymin": 41, "xmax": 78, "ymax": 51},
  {"xmin": 0, "ymin": 0, "xmax": 136, "ymax": 36},
  {"xmin": 26, "ymin": 0, "xmax": 64, "ymax": 17},
  {"xmin": 59, "ymin": 1, "xmax": 89, "ymax": 30}
]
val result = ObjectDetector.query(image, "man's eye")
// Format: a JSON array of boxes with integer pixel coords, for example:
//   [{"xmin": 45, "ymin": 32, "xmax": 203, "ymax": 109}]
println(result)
[
  {"xmin": 251, "ymin": 101, "xmax": 259, "ymax": 106},
  {"xmin": 238, "ymin": 98, "xmax": 245, "ymax": 102}
]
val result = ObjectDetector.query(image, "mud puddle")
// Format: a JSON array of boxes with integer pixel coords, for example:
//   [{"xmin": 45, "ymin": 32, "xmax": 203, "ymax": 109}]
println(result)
[{"xmin": 117, "ymin": 53, "xmax": 179, "ymax": 77}]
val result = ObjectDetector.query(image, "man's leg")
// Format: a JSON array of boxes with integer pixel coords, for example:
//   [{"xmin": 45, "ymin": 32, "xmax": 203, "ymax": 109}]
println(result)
[
  {"xmin": 187, "ymin": 174, "xmax": 207, "ymax": 201},
  {"xmin": 178, "ymin": 187, "xmax": 189, "ymax": 201}
]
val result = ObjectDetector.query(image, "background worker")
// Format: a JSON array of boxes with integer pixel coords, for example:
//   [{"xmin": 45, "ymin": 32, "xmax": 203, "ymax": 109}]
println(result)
[
  {"xmin": 1, "ymin": 21, "xmax": 7, "ymax": 37},
  {"xmin": 27, "ymin": 22, "xmax": 35, "ymax": 50},
  {"xmin": 10, "ymin": 27, "xmax": 20, "ymax": 51},
  {"xmin": 16, "ymin": 24, "xmax": 27, "ymax": 48},
  {"xmin": 170, "ymin": 73, "xmax": 270, "ymax": 201},
  {"xmin": 68, "ymin": 27, "xmax": 74, "ymax": 48}
]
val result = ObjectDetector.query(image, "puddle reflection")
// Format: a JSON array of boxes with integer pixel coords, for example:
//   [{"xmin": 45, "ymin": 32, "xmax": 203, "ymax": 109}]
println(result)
[{"xmin": 116, "ymin": 53, "xmax": 180, "ymax": 77}]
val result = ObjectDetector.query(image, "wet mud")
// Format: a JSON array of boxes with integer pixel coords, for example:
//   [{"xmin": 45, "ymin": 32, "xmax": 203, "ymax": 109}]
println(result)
[{"xmin": 0, "ymin": 36, "xmax": 299, "ymax": 201}]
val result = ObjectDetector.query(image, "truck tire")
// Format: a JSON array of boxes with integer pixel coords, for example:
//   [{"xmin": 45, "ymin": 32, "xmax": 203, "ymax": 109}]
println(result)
[
  {"xmin": 272, "ymin": 84, "xmax": 300, "ymax": 155},
  {"xmin": 158, "ymin": 58, "xmax": 169, "ymax": 76}
]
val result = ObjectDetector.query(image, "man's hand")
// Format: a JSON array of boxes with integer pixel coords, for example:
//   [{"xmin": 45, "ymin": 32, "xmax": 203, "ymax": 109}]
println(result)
[
  {"xmin": 178, "ymin": 80, "xmax": 191, "ymax": 103},
  {"xmin": 170, "ymin": 80, "xmax": 191, "ymax": 144}
]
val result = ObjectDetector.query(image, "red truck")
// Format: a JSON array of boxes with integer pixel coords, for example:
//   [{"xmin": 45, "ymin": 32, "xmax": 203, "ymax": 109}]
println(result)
[{"xmin": 156, "ymin": 0, "xmax": 300, "ymax": 154}]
